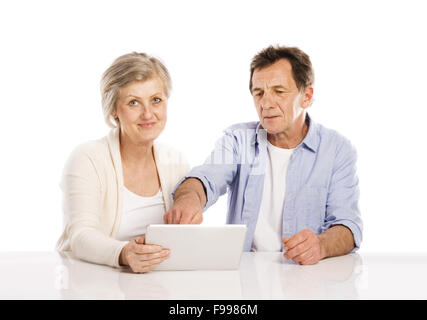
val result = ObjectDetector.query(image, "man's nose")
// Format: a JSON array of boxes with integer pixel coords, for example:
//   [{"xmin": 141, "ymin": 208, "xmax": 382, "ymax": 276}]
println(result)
[{"xmin": 260, "ymin": 93, "xmax": 274, "ymax": 109}]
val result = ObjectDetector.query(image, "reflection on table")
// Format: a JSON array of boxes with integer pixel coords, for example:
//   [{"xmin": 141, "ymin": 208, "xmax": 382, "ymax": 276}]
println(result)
[{"xmin": 0, "ymin": 251, "xmax": 373, "ymax": 299}]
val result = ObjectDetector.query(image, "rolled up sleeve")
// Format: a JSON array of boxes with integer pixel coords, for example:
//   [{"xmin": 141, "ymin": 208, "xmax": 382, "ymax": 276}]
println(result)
[{"xmin": 321, "ymin": 139, "xmax": 363, "ymax": 252}]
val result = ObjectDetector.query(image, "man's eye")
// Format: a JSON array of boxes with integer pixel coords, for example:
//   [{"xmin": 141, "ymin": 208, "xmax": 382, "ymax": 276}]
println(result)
[{"xmin": 254, "ymin": 92, "xmax": 263, "ymax": 97}]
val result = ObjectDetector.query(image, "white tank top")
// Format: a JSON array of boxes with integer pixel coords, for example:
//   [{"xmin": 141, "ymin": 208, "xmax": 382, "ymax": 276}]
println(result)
[
  {"xmin": 252, "ymin": 141, "xmax": 294, "ymax": 251},
  {"xmin": 115, "ymin": 187, "xmax": 165, "ymax": 241}
]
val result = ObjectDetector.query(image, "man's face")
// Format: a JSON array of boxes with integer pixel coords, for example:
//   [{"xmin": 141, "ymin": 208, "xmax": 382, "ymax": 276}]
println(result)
[{"xmin": 251, "ymin": 59, "xmax": 312, "ymax": 134}]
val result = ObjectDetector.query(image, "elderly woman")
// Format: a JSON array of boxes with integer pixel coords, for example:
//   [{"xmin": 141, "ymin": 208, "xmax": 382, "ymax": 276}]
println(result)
[{"xmin": 56, "ymin": 52, "xmax": 190, "ymax": 273}]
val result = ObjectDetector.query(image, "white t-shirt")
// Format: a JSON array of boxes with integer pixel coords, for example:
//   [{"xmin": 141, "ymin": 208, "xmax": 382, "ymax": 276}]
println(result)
[
  {"xmin": 252, "ymin": 141, "xmax": 294, "ymax": 252},
  {"xmin": 115, "ymin": 187, "xmax": 165, "ymax": 241}
]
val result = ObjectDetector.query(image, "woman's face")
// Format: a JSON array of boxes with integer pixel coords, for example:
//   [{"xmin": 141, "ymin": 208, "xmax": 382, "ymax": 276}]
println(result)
[{"xmin": 114, "ymin": 78, "xmax": 167, "ymax": 145}]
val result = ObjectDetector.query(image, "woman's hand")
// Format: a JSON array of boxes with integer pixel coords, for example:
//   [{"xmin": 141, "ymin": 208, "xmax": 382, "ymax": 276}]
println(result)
[{"xmin": 119, "ymin": 235, "xmax": 170, "ymax": 273}]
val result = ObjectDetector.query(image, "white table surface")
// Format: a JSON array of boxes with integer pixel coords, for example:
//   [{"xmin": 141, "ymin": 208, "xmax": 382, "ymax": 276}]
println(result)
[{"xmin": 1, "ymin": 251, "xmax": 426, "ymax": 299}]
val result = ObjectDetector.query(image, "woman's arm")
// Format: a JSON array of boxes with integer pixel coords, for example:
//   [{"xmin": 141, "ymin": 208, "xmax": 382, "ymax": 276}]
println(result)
[{"xmin": 59, "ymin": 144, "xmax": 128, "ymax": 268}]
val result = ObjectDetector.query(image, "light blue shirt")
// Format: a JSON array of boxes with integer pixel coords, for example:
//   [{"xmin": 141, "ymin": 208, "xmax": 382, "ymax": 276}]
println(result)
[{"xmin": 174, "ymin": 115, "xmax": 362, "ymax": 252}]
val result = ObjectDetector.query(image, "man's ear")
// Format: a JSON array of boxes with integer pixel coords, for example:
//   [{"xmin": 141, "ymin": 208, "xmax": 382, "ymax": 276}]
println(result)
[{"xmin": 302, "ymin": 85, "xmax": 314, "ymax": 108}]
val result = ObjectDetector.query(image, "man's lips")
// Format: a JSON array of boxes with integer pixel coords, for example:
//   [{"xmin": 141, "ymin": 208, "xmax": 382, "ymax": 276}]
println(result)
[{"xmin": 263, "ymin": 115, "xmax": 280, "ymax": 119}]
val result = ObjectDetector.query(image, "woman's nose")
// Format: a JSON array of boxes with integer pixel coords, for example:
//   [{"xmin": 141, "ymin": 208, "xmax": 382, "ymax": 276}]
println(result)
[{"xmin": 140, "ymin": 105, "xmax": 153, "ymax": 119}]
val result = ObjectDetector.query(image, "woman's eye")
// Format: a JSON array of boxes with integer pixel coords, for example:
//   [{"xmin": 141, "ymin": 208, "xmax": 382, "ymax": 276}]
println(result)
[
  {"xmin": 129, "ymin": 100, "xmax": 138, "ymax": 106},
  {"xmin": 153, "ymin": 97, "xmax": 161, "ymax": 103}
]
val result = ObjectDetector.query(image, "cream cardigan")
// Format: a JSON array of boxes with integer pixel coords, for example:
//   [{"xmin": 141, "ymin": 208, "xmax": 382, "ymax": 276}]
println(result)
[{"xmin": 56, "ymin": 128, "xmax": 190, "ymax": 268}]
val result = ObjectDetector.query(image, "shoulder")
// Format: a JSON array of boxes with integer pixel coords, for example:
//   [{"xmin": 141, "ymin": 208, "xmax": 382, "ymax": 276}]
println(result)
[
  {"xmin": 222, "ymin": 121, "xmax": 259, "ymax": 144},
  {"xmin": 224, "ymin": 121, "xmax": 259, "ymax": 134},
  {"xmin": 68, "ymin": 136, "xmax": 109, "ymax": 161},
  {"xmin": 60, "ymin": 135, "xmax": 112, "ymax": 189},
  {"xmin": 154, "ymin": 141, "xmax": 189, "ymax": 166},
  {"xmin": 63, "ymin": 135, "xmax": 110, "ymax": 173},
  {"xmin": 315, "ymin": 122, "xmax": 358, "ymax": 161},
  {"xmin": 154, "ymin": 141, "xmax": 190, "ymax": 190}
]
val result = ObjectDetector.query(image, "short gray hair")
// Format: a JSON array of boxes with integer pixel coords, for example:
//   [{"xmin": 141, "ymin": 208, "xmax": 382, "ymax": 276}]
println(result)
[{"xmin": 100, "ymin": 52, "xmax": 172, "ymax": 128}]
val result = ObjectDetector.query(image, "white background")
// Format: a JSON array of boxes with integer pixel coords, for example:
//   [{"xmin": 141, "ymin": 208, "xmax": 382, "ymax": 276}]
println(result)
[{"xmin": 1, "ymin": 0, "xmax": 426, "ymax": 253}]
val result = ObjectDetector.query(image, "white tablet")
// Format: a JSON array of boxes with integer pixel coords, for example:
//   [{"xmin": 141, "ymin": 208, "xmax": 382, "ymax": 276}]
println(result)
[{"xmin": 145, "ymin": 224, "xmax": 247, "ymax": 271}]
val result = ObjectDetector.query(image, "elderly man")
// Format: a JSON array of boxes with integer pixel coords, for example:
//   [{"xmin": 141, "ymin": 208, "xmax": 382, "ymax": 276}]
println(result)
[{"xmin": 164, "ymin": 45, "xmax": 362, "ymax": 265}]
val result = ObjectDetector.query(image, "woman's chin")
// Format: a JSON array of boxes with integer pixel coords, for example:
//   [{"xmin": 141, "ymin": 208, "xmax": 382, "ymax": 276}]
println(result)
[{"xmin": 138, "ymin": 130, "xmax": 164, "ymax": 143}]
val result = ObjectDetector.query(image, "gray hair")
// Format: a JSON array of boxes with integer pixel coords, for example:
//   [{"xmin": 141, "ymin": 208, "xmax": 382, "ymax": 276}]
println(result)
[{"xmin": 100, "ymin": 52, "xmax": 172, "ymax": 128}]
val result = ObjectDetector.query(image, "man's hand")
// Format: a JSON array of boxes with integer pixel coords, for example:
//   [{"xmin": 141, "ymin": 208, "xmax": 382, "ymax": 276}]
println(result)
[
  {"xmin": 282, "ymin": 229, "xmax": 325, "ymax": 265},
  {"xmin": 164, "ymin": 192, "xmax": 203, "ymax": 224},
  {"xmin": 164, "ymin": 178, "xmax": 206, "ymax": 224},
  {"xmin": 283, "ymin": 225, "xmax": 355, "ymax": 265},
  {"xmin": 119, "ymin": 235, "xmax": 170, "ymax": 273}
]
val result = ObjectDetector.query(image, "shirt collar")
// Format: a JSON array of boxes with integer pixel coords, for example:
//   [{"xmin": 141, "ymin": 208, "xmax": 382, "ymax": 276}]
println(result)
[
  {"xmin": 300, "ymin": 114, "xmax": 318, "ymax": 152},
  {"xmin": 255, "ymin": 113, "xmax": 319, "ymax": 153}
]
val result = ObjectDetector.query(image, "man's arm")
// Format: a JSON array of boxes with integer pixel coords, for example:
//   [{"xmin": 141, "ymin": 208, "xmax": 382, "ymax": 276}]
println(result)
[
  {"xmin": 283, "ymin": 225, "xmax": 355, "ymax": 265},
  {"xmin": 174, "ymin": 178, "xmax": 207, "ymax": 208},
  {"xmin": 317, "ymin": 225, "xmax": 355, "ymax": 259},
  {"xmin": 164, "ymin": 129, "xmax": 241, "ymax": 224}
]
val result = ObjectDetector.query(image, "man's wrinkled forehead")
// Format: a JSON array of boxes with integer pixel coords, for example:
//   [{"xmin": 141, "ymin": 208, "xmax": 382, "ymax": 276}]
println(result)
[
  {"xmin": 252, "ymin": 72, "xmax": 294, "ymax": 92},
  {"xmin": 251, "ymin": 59, "xmax": 296, "ymax": 91}
]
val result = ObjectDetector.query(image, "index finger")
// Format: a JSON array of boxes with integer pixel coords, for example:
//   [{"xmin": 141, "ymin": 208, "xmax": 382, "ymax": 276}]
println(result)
[
  {"xmin": 173, "ymin": 206, "xmax": 196, "ymax": 224},
  {"xmin": 164, "ymin": 208, "xmax": 182, "ymax": 224},
  {"xmin": 172, "ymin": 208, "xmax": 183, "ymax": 224},
  {"xmin": 164, "ymin": 209, "xmax": 172, "ymax": 224},
  {"xmin": 282, "ymin": 237, "xmax": 291, "ymax": 244},
  {"xmin": 132, "ymin": 243, "xmax": 163, "ymax": 254},
  {"xmin": 283, "ymin": 232, "xmax": 307, "ymax": 250}
]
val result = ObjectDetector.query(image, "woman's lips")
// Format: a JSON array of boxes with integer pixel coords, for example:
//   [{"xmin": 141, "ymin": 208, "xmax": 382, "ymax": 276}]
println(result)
[{"xmin": 138, "ymin": 122, "xmax": 156, "ymax": 128}]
